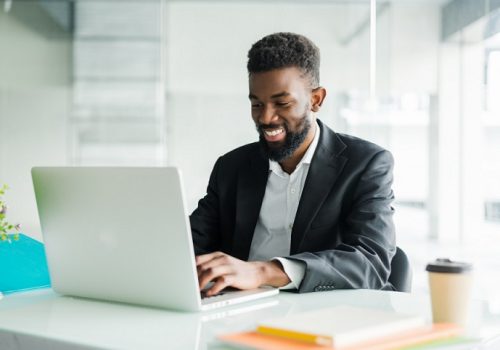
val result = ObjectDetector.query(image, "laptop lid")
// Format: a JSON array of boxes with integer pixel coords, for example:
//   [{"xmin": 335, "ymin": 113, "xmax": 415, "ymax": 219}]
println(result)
[
  {"xmin": 32, "ymin": 167, "xmax": 278, "ymax": 311},
  {"xmin": 32, "ymin": 167, "xmax": 202, "ymax": 311}
]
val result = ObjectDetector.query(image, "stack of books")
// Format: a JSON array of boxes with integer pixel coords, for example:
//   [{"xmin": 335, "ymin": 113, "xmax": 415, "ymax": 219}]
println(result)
[{"xmin": 217, "ymin": 305, "xmax": 468, "ymax": 350}]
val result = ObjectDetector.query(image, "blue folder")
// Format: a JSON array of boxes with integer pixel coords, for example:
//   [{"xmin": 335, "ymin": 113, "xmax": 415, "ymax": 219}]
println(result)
[{"xmin": 0, "ymin": 233, "xmax": 51, "ymax": 294}]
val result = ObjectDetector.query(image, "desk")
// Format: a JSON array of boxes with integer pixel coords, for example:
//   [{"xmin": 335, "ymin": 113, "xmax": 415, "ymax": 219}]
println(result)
[{"xmin": 0, "ymin": 289, "xmax": 498, "ymax": 350}]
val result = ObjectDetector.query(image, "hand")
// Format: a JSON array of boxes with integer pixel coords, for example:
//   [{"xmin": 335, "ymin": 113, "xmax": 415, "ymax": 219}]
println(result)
[{"xmin": 196, "ymin": 251, "xmax": 291, "ymax": 296}]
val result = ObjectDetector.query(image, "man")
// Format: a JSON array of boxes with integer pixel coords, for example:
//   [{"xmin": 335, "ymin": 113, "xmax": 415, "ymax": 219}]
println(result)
[{"xmin": 191, "ymin": 32, "xmax": 396, "ymax": 296}]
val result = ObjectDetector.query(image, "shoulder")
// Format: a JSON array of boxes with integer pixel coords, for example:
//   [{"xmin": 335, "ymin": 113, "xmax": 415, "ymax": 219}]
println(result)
[
  {"xmin": 211, "ymin": 142, "xmax": 264, "ymax": 176},
  {"xmin": 336, "ymin": 134, "xmax": 394, "ymax": 173},
  {"xmin": 337, "ymin": 133, "xmax": 389, "ymax": 158},
  {"xmin": 319, "ymin": 121, "xmax": 393, "ymax": 166},
  {"xmin": 218, "ymin": 142, "xmax": 261, "ymax": 164}
]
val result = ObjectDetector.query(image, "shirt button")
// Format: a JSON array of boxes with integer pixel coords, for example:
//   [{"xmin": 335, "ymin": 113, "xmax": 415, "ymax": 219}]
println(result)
[{"xmin": 291, "ymin": 188, "xmax": 296, "ymax": 194}]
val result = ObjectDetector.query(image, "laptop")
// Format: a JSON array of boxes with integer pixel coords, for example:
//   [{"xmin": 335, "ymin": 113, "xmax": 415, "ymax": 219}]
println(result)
[{"xmin": 31, "ymin": 167, "xmax": 278, "ymax": 311}]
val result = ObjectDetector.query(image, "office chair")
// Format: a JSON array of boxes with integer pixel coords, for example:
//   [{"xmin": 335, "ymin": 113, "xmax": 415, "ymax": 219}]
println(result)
[{"xmin": 388, "ymin": 247, "xmax": 412, "ymax": 292}]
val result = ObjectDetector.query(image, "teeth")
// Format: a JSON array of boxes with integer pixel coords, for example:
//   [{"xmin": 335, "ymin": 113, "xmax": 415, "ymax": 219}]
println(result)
[{"xmin": 264, "ymin": 128, "xmax": 284, "ymax": 137}]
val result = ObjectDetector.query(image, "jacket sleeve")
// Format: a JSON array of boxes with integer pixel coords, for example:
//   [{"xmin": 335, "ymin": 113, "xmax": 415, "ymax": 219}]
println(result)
[
  {"xmin": 287, "ymin": 150, "xmax": 397, "ymax": 292},
  {"xmin": 189, "ymin": 157, "xmax": 222, "ymax": 255}
]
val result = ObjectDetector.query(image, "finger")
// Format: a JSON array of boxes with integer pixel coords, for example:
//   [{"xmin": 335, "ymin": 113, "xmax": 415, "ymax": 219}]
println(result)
[
  {"xmin": 195, "ymin": 251, "xmax": 225, "ymax": 266},
  {"xmin": 199, "ymin": 264, "xmax": 233, "ymax": 291},
  {"xmin": 206, "ymin": 275, "xmax": 233, "ymax": 297},
  {"xmin": 198, "ymin": 253, "xmax": 230, "ymax": 273}
]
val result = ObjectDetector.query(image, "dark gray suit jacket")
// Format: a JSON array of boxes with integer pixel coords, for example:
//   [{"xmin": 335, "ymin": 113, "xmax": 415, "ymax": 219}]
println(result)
[{"xmin": 190, "ymin": 119, "xmax": 396, "ymax": 293}]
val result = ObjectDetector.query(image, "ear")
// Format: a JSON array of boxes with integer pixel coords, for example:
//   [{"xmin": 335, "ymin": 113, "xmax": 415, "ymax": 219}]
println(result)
[{"xmin": 311, "ymin": 87, "xmax": 327, "ymax": 112}]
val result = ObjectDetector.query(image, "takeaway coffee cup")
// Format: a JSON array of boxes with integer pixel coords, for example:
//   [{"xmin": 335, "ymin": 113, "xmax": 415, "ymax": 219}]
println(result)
[{"xmin": 426, "ymin": 258, "xmax": 473, "ymax": 326}]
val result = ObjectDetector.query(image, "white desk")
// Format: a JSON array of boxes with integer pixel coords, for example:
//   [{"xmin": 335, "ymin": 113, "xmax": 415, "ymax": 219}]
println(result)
[{"xmin": 0, "ymin": 289, "xmax": 498, "ymax": 350}]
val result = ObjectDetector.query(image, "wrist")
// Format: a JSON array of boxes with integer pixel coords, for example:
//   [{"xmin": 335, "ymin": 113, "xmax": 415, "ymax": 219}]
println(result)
[{"xmin": 254, "ymin": 260, "xmax": 291, "ymax": 287}]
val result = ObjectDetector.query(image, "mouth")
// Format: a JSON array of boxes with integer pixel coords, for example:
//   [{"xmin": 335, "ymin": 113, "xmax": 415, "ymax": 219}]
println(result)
[{"xmin": 262, "ymin": 127, "xmax": 286, "ymax": 143}]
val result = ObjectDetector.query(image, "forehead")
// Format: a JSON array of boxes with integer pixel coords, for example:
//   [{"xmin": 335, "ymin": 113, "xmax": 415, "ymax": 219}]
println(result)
[{"xmin": 248, "ymin": 67, "xmax": 309, "ymax": 98}]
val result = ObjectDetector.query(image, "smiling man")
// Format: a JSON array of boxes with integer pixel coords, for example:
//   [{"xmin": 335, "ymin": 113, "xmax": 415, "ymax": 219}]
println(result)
[{"xmin": 190, "ymin": 32, "xmax": 396, "ymax": 296}]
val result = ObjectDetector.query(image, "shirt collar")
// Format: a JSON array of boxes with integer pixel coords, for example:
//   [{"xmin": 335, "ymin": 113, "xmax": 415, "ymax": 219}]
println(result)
[{"xmin": 269, "ymin": 120, "xmax": 320, "ymax": 175}]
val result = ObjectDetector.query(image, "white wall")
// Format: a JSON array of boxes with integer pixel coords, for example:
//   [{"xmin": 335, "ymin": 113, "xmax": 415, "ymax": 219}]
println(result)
[
  {"xmin": 0, "ymin": 4, "xmax": 71, "ymax": 240},
  {"xmin": 387, "ymin": 4, "xmax": 440, "ymax": 94}
]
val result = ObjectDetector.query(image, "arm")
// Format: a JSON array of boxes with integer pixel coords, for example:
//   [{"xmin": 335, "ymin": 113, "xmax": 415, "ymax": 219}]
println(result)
[
  {"xmin": 287, "ymin": 150, "xmax": 396, "ymax": 292},
  {"xmin": 190, "ymin": 158, "xmax": 222, "ymax": 255}
]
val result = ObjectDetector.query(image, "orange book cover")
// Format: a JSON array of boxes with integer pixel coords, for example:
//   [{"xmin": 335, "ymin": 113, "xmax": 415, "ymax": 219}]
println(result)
[{"xmin": 218, "ymin": 323, "xmax": 462, "ymax": 350}]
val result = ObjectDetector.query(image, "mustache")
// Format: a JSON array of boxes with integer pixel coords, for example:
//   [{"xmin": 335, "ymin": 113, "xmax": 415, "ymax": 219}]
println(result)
[{"xmin": 257, "ymin": 123, "xmax": 288, "ymax": 132}]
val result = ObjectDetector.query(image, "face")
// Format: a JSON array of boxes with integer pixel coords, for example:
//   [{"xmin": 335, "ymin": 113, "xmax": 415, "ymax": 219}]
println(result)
[{"xmin": 248, "ymin": 67, "xmax": 324, "ymax": 162}]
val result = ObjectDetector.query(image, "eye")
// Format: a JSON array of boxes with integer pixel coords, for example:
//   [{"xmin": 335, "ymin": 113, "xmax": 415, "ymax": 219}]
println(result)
[
  {"xmin": 276, "ymin": 101, "xmax": 291, "ymax": 107},
  {"xmin": 251, "ymin": 102, "xmax": 263, "ymax": 108}
]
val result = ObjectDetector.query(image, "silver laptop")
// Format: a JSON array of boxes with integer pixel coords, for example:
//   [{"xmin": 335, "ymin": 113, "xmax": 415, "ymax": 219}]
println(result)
[{"xmin": 31, "ymin": 167, "xmax": 278, "ymax": 311}]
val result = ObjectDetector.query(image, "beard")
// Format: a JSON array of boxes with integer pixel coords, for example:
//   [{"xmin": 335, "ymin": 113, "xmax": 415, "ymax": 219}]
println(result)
[{"xmin": 257, "ymin": 115, "xmax": 312, "ymax": 162}]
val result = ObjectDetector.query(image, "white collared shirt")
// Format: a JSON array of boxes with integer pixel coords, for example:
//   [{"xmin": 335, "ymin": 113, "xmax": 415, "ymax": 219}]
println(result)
[{"xmin": 248, "ymin": 121, "xmax": 320, "ymax": 289}]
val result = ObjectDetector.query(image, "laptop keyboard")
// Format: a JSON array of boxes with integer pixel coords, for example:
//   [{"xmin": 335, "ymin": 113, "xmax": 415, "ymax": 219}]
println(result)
[{"xmin": 200, "ymin": 291, "xmax": 226, "ymax": 300}]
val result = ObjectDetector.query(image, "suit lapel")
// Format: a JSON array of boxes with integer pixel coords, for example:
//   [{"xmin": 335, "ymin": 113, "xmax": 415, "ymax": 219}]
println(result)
[
  {"xmin": 232, "ymin": 148, "xmax": 269, "ymax": 260},
  {"xmin": 290, "ymin": 120, "xmax": 348, "ymax": 254}
]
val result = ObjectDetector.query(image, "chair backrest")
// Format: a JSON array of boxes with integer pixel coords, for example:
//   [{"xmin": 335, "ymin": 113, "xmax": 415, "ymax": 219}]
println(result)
[{"xmin": 388, "ymin": 247, "xmax": 412, "ymax": 292}]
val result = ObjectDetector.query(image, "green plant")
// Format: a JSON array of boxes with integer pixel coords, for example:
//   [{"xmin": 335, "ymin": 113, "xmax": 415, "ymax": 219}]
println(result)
[{"xmin": 0, "ymin": 184, "xmax": 20, "ymax": 242}]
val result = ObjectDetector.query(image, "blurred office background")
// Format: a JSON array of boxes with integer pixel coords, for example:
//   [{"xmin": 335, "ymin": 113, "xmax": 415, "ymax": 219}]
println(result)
[{"xmin": 1, "ymin": 0, "xmax": 499, "ymax": 313}]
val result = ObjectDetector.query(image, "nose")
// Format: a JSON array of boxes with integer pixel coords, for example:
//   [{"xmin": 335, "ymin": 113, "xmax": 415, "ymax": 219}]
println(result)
[{"xmin": 258, "ymin": 105, "xmax": 278, "ymax": 125}]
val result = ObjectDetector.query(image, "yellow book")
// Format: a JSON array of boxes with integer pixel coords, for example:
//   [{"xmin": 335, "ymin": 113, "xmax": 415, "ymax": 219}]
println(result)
[{"xmin": 257, "ymin": 305, "xmax": 426, "ymax": 348}]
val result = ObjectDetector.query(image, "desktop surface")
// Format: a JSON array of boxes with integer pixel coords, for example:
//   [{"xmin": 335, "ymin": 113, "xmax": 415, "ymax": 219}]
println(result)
[{"xmin": 0, "ymin": 288, "xmax": 498, "ymax": 350}]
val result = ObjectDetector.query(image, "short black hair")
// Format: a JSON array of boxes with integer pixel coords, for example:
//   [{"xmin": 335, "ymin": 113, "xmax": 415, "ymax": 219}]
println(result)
[{"xmin": 247, "ymin": 32, "xmax": 320, "ymax": 87}]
